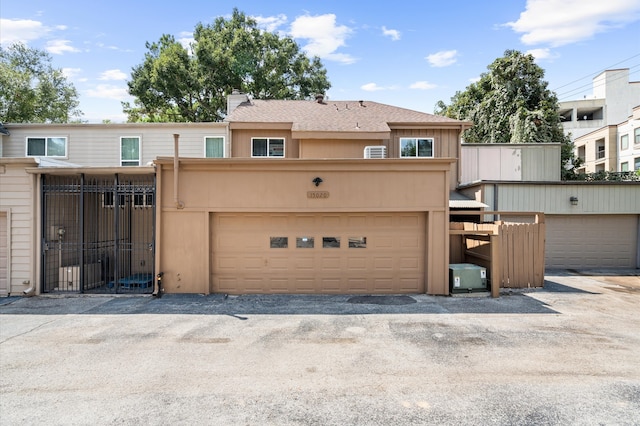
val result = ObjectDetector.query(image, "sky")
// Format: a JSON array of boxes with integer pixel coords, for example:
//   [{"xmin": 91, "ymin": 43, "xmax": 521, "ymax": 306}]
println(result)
[{"xmin": 1, "ymin": 0, "xmax": 639, "ymax": 123}]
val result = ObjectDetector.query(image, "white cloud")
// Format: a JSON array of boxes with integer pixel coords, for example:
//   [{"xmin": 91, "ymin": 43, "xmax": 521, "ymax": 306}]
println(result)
[
  {"xmin": 361, "ymin": 83, "xmax": 385, "ymax": 91},
  {"xmin": 426, "ymin": 50, "xmax": 458, "ymax": 67},
  {"xmin": 86, "ymin": 84, "xmax": 130, "ymax": 100},
  {"xmin": 177, "ymin": 31, "xmax": 194, "ymax": 50},
  {"xmin": 469, "ymin": 76, "xmax": 481, "ymax": 83},
  {"xmin": 506, "ymin": 0, "xmax": 640, "ymax": 47},
  {"xmin": 45, "ymin": 39, "xmax": 80, "ymax": 55},
  {"xmin": 254, "ymin": 14, "xmax": 288, "ymax": 32},
  {"xmin": 99, "ymin": 69, "xmax": 128, "ymax": 81},
  {"xmin": 410, "ymin": 81, "xmax": 437, "ymax": 90},
  {"xmin": 62, "ymin": 67, "xmax": 83, "ymax": 79},
  {"xmin": 290, "ymin": 14, "xmax": 355, "ymax": 64},
  {"xmin": 526, "ymin": 48, "xmax": 559, "ymax": 61},
  {"xmin": 0, "ymin": 18, "xmax": 49, "ymax": 45},
  {"xmin": 382, "ymin": 26, "xmax": 401, "ymax": 41}
]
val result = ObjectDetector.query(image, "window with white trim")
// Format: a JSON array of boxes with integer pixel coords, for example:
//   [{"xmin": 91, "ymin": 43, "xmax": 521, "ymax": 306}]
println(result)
[
  {"xmin": 635, "ymin": 128, "xmax": 640, "ymax": 145},
  {"xmin": 121, "ymin": 136, "xmax": 140, "ymax": 166},
  {"xmin": 252, "ymin": 137, "xmax": 284, "ymax": 157},
  {"xmin": 400, "ymin": 137, "xmax": 434, "ymax": 158},
  {"xmin": 26, "ymin": 137, "xmax": 67, "ymax": 157},
  {"xmin": 205, "ymin": 136, "xmax": 225, "ymax": 158},
  {"xmin": 621, "ymin": 162, "xmax": 629, "ymax": 172},
  {"xmin": 620, "ymin": 134, "xmax": 629, "ymax": 151}
]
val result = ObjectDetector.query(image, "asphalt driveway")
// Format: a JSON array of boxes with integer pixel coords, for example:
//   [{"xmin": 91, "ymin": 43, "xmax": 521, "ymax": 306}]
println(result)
[{"xmin": 1, "ymin": 270, "xmax": 639, "ymax": 425}]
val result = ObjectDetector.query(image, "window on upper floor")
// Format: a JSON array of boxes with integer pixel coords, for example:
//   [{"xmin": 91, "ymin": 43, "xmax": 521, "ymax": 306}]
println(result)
[
  {"xmin": 621, "ymin": 162, "xmax": 629, "ymax": 172},
  {"xmin": 400, "ymin": 138, "xmax": 434, "ymax": 158},
  {"xmin": 205, "ymin": 136, "xmax": 224, "ymax": 158},
  {"xmin": 620, "ymin": 134, "xmax": 629, "ymax": 151},
  {"xmin": 26, "ymin": 137, "xmax": 67, "ymax": 157},
  {"xmin": 635, "ymin": 128, "xmax": 640, "ymax": 146},
  {"xmin": 252, "ymin": 137, "xmax": 284, "ymax": 157},
  {"xmin": 635, "ymin": 157, "xmax": 640, "ymax": 171},
  {"xmin": 121, "ymin": 136, "xmax": 140, "ymax": 166}
]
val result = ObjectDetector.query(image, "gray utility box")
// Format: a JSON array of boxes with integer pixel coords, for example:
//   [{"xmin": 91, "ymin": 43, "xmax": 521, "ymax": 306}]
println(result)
[{"xmin": 449, "ymin": 263, "xmax": 487, "ymax": 294}]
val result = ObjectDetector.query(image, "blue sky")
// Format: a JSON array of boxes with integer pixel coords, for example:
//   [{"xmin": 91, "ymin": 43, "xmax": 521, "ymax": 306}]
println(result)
[{"xmin": 2, "ymin": 0, "xmax": 639, "ymax": 123}]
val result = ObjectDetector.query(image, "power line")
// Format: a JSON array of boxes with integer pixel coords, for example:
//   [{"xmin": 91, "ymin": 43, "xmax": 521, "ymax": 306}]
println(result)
[
  {"xmin": 551, "ymin": 52, "xmax": 640, "ymax": 93},
  {"xmin": 556, "ymin": 66, "xmax": 640, "ymax": 101}
]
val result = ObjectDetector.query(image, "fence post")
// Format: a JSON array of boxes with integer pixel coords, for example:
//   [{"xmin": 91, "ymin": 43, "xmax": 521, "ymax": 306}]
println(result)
[{"xmin": 490, "ymin": 233, "xmax": 500, "ymax": 298}]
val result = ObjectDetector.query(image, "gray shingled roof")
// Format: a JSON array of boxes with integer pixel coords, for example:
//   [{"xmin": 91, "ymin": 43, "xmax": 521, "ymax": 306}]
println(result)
[{"xmin": 225, "ymin": 99, "xmax": 468, "ymax": 132}]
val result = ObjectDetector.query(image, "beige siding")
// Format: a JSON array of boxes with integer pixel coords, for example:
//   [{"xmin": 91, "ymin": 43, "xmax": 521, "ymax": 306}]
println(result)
[
  {"xmin": 489, "ymin": 183, "xmax": 640, "ymax": 214},
  {"xmin": 230, "ymin": 129, "xmax": 296, "ymax": 158},
  {"xmin": 299, "ymin": 139, "xmax": 382, "ymax": 158},
  {"xmin": 0, "ymin": 212, "xmax": 7, "ymax": 295},
  {"xmin": 461, "ymin": 143, "xmax": 560, "ymax": 184},
  {"xmin": 1, "ymin": 123, "xmax": 227, "ymax": 166},
  {"xmin": 391, "ymin": 128, "xmax": 461, "ymax": 189},
  {"xmin": 0, "ymin": 160, "xmax": 37, "ymax": 295}
]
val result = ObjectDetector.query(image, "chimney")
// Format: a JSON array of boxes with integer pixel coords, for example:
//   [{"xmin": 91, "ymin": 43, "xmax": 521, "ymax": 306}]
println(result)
[
  {"xmin": 227, "ymin": 89, "xmax": 249, "ymax": 113},
  {"xmin": 315, "ymin": 93, "xmax": 325, "ymax": 103}
]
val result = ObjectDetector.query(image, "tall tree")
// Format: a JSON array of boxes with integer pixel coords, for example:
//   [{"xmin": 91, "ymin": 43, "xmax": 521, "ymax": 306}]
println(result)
[
  {"xmin": 0, "ymin": 43, "xmax": 82, "ymax": 123},
  {"xmin": 124, "ymin": 8, "xmax": 331, "ymax": 122},
  {"xmin": 435, "ymin": 50, "xmax": 578, "ymax": 177}
]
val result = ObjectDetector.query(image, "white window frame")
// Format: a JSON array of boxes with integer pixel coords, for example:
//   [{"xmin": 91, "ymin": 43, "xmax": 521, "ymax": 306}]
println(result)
[
  {"xmin": 25, "ymin": 136, "xmax": 67, "ymax": 158},
  {"xmin": 120, "ymin": 136, "xmax": 141, "ymax": 166},
  {"xmin": 620, "ymin": 134, "xmax": 629, "ymax": 151},
  {"xmin": 399, "ymin": 137, "xmax": 434, "ymax": 158},
  {"xmin": 251, "ymin": 137, "xmax": 285, "ymax": 158},
  {"xmin": 204, "ymin": 136, "xmax": 226, "ymax": 158}
]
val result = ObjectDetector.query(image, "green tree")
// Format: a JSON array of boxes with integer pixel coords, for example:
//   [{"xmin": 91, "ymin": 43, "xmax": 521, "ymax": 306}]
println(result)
[
  {"xmin": 0, "ymin": 43, "xmax": 82, "ymax": 123},
  {"xmin": 435, "ymin": 50, "xmax": 578, "ymax": 178},
  {"xmin": 124, "ymin": 8, "xmax": 331, "ymax": 122}
]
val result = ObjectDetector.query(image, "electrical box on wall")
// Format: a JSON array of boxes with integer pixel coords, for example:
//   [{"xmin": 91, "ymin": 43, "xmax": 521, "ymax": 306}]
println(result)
[
  {"xmin": 449, "ymin": 263, "xmax": 487, "ymax": 294},
  {"xmin": 48, "ymin": 225, "xmax": 65, "ymax": 241}
]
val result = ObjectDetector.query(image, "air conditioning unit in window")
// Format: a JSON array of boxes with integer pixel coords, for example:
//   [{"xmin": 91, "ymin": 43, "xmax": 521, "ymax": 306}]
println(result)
[{"xmin": 364, "ymin": 146, "xmax": 386, "ymax": 159}]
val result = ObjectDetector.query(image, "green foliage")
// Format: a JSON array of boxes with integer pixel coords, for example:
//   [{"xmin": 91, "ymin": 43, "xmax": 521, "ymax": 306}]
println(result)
[
  {"xmin": 0, "ymin": 43, "xmax": 82, "ymax": 123},
  {"xmin": 569, "ymin": 171, "xmax": 640, "ymax": 182},
  {"xmin": 125, "ymin": 8, "xmax": 331, "ymax": 122},
  {"xmin": 436, "ymin": 50, "xmax": 578, "ymax": 178}
]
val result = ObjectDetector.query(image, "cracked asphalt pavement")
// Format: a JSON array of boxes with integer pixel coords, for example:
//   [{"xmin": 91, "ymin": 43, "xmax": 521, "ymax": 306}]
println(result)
[{"xmin": 1, "ymin": 270, "xmax": 639, "ymax": 425}]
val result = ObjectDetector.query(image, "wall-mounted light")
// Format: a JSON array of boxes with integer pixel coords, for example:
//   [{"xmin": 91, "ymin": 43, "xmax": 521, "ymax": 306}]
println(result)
[
  {"xmin": 312, "ymin": 177, "xmax": 323, "ymax": 187},
  {"xmin": 570, "ymin": 196, "xmax": 579, "ymax": 206}
]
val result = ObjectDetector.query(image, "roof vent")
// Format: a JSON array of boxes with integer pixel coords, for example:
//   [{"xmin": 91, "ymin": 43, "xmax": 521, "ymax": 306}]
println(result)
[
  {"xmin": 315, "ymin": 93, "xmax": 325, "ymax": 103},
  {"xmin": 364, "ymin": 146, "xmax": 386, "ymax": 159}
]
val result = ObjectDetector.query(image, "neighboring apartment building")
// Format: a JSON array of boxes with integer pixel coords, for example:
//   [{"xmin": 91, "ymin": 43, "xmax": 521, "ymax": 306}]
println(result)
[
  {"xmin": 573, "ymin": 105, "xmax": 640, "ymax": 173},
  {"xmin": 559, "ymin": 68, "xmax": 640, "ymax": 141},
  {"xmin": 617, "ymin": 106, "xmax": 640, "ymax": 173}
]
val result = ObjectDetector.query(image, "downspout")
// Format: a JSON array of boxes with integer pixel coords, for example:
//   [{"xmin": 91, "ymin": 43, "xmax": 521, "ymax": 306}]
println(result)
[{"xmin": 173, "ymin": 134, "xmax": 185, "ymax": 209}]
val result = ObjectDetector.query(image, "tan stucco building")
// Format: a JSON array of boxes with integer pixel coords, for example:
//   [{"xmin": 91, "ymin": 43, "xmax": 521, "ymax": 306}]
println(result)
[{"xmin": 0, "ymin": 96, "xmax": 471, "ymax": 296}]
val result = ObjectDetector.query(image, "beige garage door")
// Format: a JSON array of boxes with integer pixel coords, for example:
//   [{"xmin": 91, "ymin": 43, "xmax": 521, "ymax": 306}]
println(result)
[
  {"xmin": 546, "ymin": 215, "xmax": 638, "ymax": 269},
  {"xmin": 211, "ymin": 213, "xmax": 425, "ymax": 294},
  {"xmin": 0, "ymin": 212, "xmax": 7, "ymax": 296}
]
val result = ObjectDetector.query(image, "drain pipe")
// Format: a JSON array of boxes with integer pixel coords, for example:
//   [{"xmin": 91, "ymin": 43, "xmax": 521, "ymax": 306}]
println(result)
[
  {"xmin": 173, "ymin": 134, "xmax": 185, "ymax": 209},
  {"xmin": 22, "ymin": 281, "xmax": 35, "ymax": 296}
]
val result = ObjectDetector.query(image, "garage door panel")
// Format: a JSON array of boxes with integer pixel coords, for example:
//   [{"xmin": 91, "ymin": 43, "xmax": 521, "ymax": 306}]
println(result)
[
  {"xmin": 211, "ymin": 212, "xmax": 425, "ymax": 294},
  {"xmin": 373, "ymin": 257, "xmax": 393, "ymax": 270},
  {"xmin": 347, "ymin": 257, "xmax": 367, "ymax": 270}
]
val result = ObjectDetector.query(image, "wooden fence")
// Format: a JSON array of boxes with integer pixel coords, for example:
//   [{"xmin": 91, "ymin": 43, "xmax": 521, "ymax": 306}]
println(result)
[{"xmin": 450, "ymin": 212, "xmax": 545, "ymax": 297}]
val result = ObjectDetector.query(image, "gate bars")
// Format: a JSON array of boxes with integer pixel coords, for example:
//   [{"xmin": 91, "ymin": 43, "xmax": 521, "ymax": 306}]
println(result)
[{"xmin": 41, "ymin": 173, "xmax": 156, "ymax": 294}]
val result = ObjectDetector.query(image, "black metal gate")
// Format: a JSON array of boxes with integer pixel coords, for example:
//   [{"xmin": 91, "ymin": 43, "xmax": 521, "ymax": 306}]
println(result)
[{"xmin": 41, "ymin": 173, "xmax": 155, "ymax": 294}]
